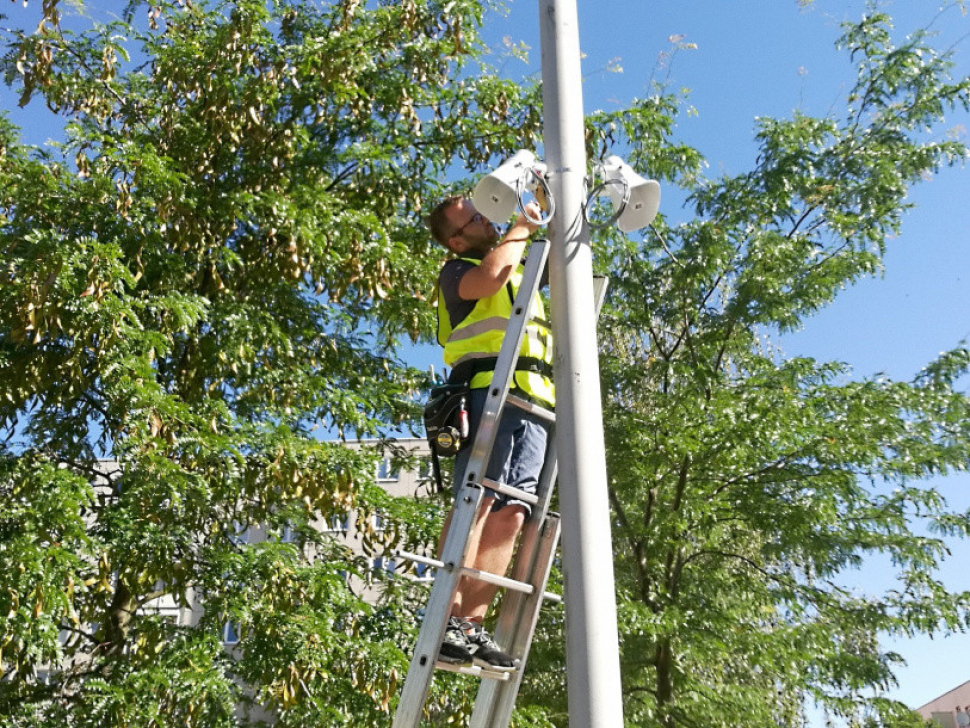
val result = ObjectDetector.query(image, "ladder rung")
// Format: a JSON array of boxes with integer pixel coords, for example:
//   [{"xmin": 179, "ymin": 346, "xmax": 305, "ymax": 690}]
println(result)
[
  {"xmin": 506, "ymin": 395, "xmax": 555, "ymax": 423},
  {"xmin": 460, "ymin": 566, "xmax": 535, "ymax": 595},
  {"xmin": 394, "ymin": 550, "xmax": 539, "ymax": 597},
  {"xmin": 394, "ymin": 549, "xmax": 447, "ymax": 572},
  {"xmin": 479, "ymin": 477, "xmax": 540, "ymax": 506},
  {"xmin": 435, "ymin": 661, "xmax": 516, "ymax": 681}
]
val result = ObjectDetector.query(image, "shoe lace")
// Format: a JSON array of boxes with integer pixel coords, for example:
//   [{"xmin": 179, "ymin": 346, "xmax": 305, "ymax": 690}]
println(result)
[{"xmin": 464, "ymin": 623, "xmax": 498, "ymax": 648}]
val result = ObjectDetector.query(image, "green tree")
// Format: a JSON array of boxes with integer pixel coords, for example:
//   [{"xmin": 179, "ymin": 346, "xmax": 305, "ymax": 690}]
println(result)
[
  {"xmin": 578, "ymin": 11, "xmax": 970, "ymax": 728},
  {"xmin": 0, "ymin": 0, "xmax": 543, "ymax": 725}
]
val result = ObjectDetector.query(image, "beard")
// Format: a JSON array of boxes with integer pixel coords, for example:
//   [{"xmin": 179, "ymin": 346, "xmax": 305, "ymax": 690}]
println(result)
[{"xmin": 463, "ymin": 223, "xmax": 500, "ymax": 253}]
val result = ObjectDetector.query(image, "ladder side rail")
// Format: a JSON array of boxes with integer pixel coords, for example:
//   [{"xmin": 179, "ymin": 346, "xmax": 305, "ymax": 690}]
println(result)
[
  {"xmin": 469, "ymin": 514, "xmax": 563, "ymax": 728},
  {"xmin": 392, "ymin": 484, "xmax": 485, "ymax": 728},
  {"xmin": 459, "ymin": 238, "xmax": 551, "ymax": 493}
]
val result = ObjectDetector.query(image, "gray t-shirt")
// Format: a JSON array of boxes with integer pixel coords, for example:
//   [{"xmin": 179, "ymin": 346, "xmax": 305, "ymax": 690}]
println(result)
[
  {"xmin": 437, "ymin": 255, "xmax": 547, "ymax": 332},
  {"xmin": 438, "ymin": 258, "xmax": 481, "ymax": 331}
]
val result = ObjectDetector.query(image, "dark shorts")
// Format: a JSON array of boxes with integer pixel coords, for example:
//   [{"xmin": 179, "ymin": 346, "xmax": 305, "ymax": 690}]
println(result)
[{"xmin": 452, "ymin": 388, "xmax": 550, "ymax": 517}]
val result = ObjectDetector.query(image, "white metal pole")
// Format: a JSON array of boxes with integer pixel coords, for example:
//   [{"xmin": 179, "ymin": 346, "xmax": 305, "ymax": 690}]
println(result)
[{"xmin": 538, "ymin": 0, "xmax": 625, "ymax": 725}]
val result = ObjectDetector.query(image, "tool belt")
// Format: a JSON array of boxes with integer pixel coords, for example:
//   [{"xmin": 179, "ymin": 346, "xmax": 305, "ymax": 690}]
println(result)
[
  {"xmin": 425, "ymin": 356, "xmax": 552, "ymax": 457},
  {"xmin": 447, "ymin": 356, "xmax": 553, "ymax": 386}
]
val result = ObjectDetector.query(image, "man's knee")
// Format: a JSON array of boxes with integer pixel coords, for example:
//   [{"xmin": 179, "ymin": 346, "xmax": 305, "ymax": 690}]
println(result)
[{"xmin": 484, "ymin": 502, "xmax": 526, "ymax": 540}]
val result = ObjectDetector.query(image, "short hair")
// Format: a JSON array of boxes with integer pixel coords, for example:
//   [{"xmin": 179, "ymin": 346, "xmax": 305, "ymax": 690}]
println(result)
[{"xmin": 426, "ymin": 195, "xmax": 464, "ymax": 249}]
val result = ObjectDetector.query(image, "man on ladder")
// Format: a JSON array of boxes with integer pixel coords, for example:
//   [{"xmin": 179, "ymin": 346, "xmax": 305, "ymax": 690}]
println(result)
[{"xmin": 426, "ymin": 195, "xmax": 552, "ymax": 673}]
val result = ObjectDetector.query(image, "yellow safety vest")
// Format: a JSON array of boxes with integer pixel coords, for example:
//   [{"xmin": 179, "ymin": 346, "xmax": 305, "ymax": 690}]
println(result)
[{"xmin": 437, "ymin": 257, "xmax": 555, "ymax": 408}]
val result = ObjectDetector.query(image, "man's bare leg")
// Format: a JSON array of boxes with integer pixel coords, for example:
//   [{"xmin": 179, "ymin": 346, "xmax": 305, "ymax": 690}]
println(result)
[
  {"xmin": 438, "ymin": 496, "xmax": 526, "ymax": 620},
  {"xmin": 459, "ymin": 500, "xmax": 526, "ymax": 621}
]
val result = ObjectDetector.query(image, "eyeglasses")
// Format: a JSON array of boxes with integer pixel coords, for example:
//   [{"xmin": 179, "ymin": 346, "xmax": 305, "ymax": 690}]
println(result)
[{"xmin": 452, "ymin": 212, "xmax": 483, "ymax": 238}]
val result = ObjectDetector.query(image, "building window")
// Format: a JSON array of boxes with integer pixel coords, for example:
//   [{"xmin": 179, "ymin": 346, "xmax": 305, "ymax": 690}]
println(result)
[
  {"xmin": 373, "ymin": 556, "xmax": 397, "ymax": 574},
  {"xmin": 323, "ymin": 513, "xmax": 350, "ymax": 533},
  {"xmin": 229, "ymin": 522, "xmax": 248, "ymax": 546},
  {"xmin": 418, "ymin": 457, "xmax": 435, "ymax": 481},
  {"xmin": 376, "ymin": 457, "xmax": 399, "ymax": 482},
  {"xmin": 414, "ymin": 561, "xmax": 432, "ymax": 582},
  {"xmin": 223, "ymin": 622, "xmax": 240, "ymax": 645}
]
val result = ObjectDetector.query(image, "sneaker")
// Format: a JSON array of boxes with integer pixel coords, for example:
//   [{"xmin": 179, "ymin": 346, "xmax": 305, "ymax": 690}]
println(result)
[
  {"xmin": 438, "ymin": 617, "xmax": 472, "ymax": 665},
  {"xmin": 463, "ymin": 622, "xmax": 517, "ymax": 672}
]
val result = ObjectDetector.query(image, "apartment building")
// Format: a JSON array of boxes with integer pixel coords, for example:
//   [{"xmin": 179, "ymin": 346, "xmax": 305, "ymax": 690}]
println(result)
[{"xmin": 916, "ymin": 679, "xmax": 970, "ymax": 727}]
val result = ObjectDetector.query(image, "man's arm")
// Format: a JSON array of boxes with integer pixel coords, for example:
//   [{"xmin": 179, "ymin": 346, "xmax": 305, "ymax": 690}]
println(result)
[{"xmin": 458, "ymin": 203, "xmax": 541, "ymax": 301}]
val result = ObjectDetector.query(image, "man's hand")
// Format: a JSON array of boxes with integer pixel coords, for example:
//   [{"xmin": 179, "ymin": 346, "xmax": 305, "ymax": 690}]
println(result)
[
  {"xmin": 499, "ymin": 201, "xmax": 541, "ymax": 247},
  {"xmin": 514, "ymin": 201, "xmax": 543, "ymax": 236}
]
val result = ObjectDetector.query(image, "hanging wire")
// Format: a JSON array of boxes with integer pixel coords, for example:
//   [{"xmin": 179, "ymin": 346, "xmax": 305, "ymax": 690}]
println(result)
[{"xmin": 516, "ymin": 166, "xmax": 556, "ymax": 226}]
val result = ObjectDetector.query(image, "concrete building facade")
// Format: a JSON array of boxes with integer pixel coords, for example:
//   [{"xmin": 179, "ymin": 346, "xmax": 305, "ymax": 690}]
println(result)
[{"xmin": 917, "ymin": 680, "xmax": 970, "ymax": 728}]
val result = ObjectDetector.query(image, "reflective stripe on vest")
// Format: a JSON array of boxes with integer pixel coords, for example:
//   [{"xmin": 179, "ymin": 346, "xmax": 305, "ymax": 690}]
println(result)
[{"xmin": 437, "ymin": 258, "xmax": 554, "ymax": 407}]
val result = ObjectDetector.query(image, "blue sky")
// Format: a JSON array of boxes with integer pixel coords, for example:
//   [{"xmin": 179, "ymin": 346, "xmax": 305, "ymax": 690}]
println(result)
[{"xmin": 3, "ymin": 0, "xmax": 969, "ymax": 720}]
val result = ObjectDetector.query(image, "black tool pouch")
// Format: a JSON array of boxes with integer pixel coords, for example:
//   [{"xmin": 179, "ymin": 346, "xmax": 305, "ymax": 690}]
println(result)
[{"xmin": 423, "ymin": 383, "xmax": 470, "ymax": 457}]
